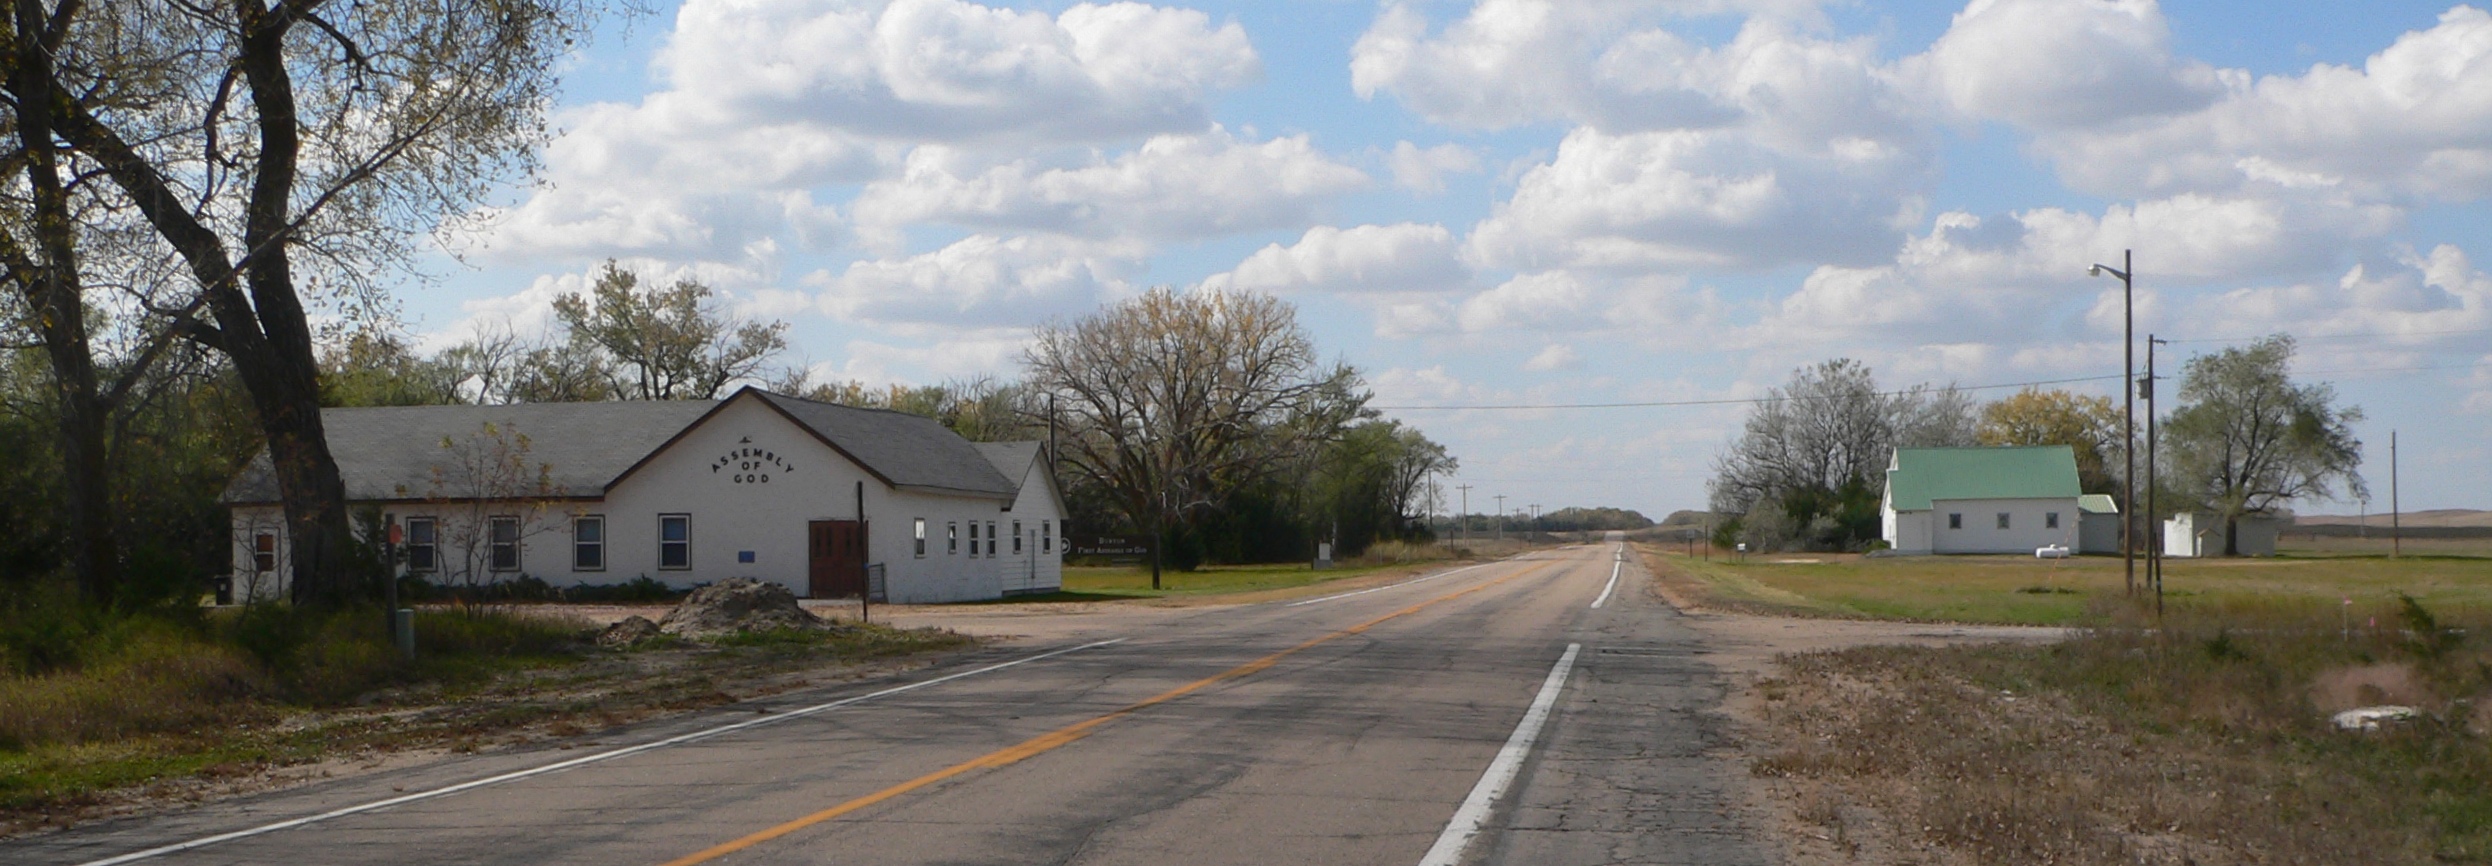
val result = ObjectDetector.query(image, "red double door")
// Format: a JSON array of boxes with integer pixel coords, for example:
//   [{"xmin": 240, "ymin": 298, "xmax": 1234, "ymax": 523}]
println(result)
[{"xmin": 807, "ymin": 520, "xmax": 867, "ymax": 599}]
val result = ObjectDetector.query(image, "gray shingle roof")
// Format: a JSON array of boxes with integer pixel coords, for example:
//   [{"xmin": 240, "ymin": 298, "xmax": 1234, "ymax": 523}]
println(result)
[
  {"xmin": 223, "ymin": 401, "xmax": 717, "ymax": 504},
  {"xmin": 747, "ymin": 391, "xmax": 1017, "ymax": 498},
  {"xmin": 970, "ymin": 441, "xmax": 1042, "ymax": 494},
  {"xmin": 223, "ymin": 389, "xmax": 1019, "ymax": 504}
]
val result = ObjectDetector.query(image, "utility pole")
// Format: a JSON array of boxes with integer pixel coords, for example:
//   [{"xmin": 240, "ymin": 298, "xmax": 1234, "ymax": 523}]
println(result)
[
  {"xmin": 1530, "ymin": 504, "xmax": 1540, "ymax": 541},
  {"xmin": 1456, "ymin": 484, "xmax": 1473, "ymax": 541},
  {"xmin": 2147, "ymin": 335, "xmax": 2166, "ymax": 616},
  {"xmin": 2392, "ymin": 430, "xmax": 2401, "ymax": 559},
  {"xmin": 1494, "ymin": 494, "xmax": 1506, "ymax": 542},
  {"xmin": 2089, "ymin": 250, "xmax": 2137, "ymax": 597}
]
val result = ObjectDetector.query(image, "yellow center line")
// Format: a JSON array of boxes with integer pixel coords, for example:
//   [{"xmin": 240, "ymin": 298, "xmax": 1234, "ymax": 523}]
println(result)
[{"xmin": 654, "ymin": 559, "xmax": 1560, "ymax": 866}]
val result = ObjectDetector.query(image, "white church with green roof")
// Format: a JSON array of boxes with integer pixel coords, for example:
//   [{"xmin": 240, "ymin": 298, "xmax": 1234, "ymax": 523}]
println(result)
[{"xmin": 1880, "ymin": 446, "xmax": 2121, "ymax": 555}]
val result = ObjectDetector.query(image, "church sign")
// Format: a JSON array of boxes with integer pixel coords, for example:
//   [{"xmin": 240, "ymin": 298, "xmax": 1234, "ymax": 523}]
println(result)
[{"xmin": 711, "ymin": 436, "xmax": 794, "ymax": 484}]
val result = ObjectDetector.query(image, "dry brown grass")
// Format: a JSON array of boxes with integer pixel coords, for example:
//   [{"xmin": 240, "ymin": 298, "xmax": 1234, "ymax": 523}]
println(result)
[{"xmin": 1751, "ymin": 597, "xmax": 2492, "ymax": 864}]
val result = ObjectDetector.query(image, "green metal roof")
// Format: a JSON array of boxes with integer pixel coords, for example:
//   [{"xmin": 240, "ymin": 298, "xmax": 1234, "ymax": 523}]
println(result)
[
  {"xmin": 2078, "ymin": 494, "xmax": 2119, "ymax": 514},
  {"xmin": 1885, "ymin": 446, "xmax": 2083, "ymax": 512}
]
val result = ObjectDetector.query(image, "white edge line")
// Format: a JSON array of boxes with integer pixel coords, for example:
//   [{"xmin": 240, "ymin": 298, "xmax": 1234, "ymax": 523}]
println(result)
[
  {"xmin": 1590, "ymin": 559, "xmax": 1621, "ymax": 609},
  {"xmin": 1285, "ymin": 561, "xmax": 1500, "ymax": 607},
  {"xmin": 1417, "ymin": 642, "xmax": 1582, "ymax": 866},
  {"xmin": 73, "ymin": 638, "xmax": 1127, "ymax": 866}
]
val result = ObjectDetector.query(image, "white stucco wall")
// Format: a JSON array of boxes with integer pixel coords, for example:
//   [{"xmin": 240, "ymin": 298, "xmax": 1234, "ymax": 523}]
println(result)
[{"xmin": 1929, "ymin": 497, "xmax": 2081, "ymax": 554}]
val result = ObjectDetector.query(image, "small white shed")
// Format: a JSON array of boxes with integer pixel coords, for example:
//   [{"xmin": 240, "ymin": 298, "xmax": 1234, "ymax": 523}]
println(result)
[{"xmin": 2163, "ymin": 512, "xmax": 2284, "ymax": 558}]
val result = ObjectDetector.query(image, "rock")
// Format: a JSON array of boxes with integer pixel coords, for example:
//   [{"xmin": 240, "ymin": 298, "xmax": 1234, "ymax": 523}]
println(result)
[
  {"xmin": 657, "ymin": 578, "xmax": 832, "ymax": 639},
  {"xmin": 2331, "ymin": 705, "xmax": 2421, "ymax": 732},
  {"xmin": 597, "ymin": 615, "xmax": 661, "ymax": 649}
]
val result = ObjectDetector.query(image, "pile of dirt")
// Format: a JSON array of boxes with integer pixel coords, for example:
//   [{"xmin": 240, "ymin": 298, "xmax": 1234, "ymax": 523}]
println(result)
[
  {"xmin": 596, "ymin": 615, "xmax": 661, "ymax": 648},
  {"xmin": 656, "ymin": 578, "xmax": 839, "ymax": 639}
]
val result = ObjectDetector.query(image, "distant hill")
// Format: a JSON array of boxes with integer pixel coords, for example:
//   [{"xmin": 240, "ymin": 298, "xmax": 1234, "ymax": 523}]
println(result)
[
  {"xmin": 1658, "ymin": 510, "xmax": 1722, "ymax": 527},
  {"xmin": 1537, "ymin": 507, "xmax": 1656, "ymax": 531},
  {"xmin": 2298, "ymin": 509, "xmax": 2492, "ymax": 529}
]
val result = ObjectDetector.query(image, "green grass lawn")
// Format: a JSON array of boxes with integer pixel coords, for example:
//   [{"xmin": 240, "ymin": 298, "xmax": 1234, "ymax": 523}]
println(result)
[
  {"xmin": 1653, "ymin": 546, "xmax": 2492, "ymax": 626},
  {"xmin": 1054, "ymin": 561, "xmax": 1415, "ymax": 599}
]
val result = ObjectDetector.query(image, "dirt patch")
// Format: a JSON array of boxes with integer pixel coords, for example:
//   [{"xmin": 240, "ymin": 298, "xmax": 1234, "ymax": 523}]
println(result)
[
  {"xmin": 2311, "ymin": 662, "xmax": 2430, "ymax": 712},
  {"xmin": 1630, "ymin": 555, "xmax": 2076, "ymax": 866}
]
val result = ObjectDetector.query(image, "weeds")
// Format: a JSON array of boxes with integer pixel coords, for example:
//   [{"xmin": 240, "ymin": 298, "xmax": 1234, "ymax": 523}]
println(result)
[
  {"xmin": 1756, "ymin": 594, "xmax": 2492, "ymax": 863},
  {"xmin": 0, "ymin": 599, "xmax": 976, "ymax": 826}
]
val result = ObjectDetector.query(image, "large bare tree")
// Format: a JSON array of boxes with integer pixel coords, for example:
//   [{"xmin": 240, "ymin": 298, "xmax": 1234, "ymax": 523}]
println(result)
[
  {"xmin": 1709, "ymin": 359, "xmax": 1976, "ymax": 550},
  {"xmin": 1025, "ymin": 289, "xmax": 1364, "ymax": 577},
  {"xmin": 6, "ymin": 0, "xmax": 595, "ymax": 604}
]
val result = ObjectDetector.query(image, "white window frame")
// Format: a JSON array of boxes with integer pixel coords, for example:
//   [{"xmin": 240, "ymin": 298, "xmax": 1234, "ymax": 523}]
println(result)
[
  {"xmin": 2045, "ymin": 512, "xmax": 2060, "ymax": 530},
  {"xmin": 968, "ymin": 521, "xmax": 980, "ymax": 556},
  {"xmin": 948, "ymin": 522, "xmax": 959, "ymax": 555},
  {"xmin": 404, "ymin": 517, "xmax": 438, "ymax": 573},
  {"xmin": 1043, "ymin": 520, "xmax": 1053, "ymax": 554},
  {"xmin": 1947, "ymin": 513, "xmax": 1962, "ymax": 530},
  {"xmin": 1996, "ymin": 512, "xmax": 2011, "ymax": 530},
  {"xmin": 914, "ymin": 518, "xmax": 928, "ymax": 558},
  {"xmin": 988, "ymin": 522, "xmax": 999, "ymax": 558},
  {"xmin": 574, "ymin": 514, "xmax": 606, "ymax": 572},
  {"xmin": 659, "ymin": 514, "xmax": 693, "ymax": 570},
  {"xmin": 1012, "ymin": 521, "xmax": 1024, "ymax": 555},
  {"xmin": 488, "ymin": 515, "xmax": 522, "ymax": 572}
]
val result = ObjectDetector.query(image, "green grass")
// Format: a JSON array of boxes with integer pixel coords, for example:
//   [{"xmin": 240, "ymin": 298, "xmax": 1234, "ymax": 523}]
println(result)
[
  {"xmin": 1654, "ymin": 546, "xmax": 2492, "ymax": 626},
  {"xmin": 1059, "ymin": 561, "xmax": 1412, "ymax": 598}
]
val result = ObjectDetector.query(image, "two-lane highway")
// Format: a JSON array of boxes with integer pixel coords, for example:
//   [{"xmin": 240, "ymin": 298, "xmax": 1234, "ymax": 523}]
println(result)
[{"xmin": 15, "ymin": 545, "xmax": 1766, "ymax": 865}]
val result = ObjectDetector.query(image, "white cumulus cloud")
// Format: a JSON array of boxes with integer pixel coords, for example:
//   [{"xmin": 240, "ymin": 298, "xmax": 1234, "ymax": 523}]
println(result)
[
  {"xmin": 1200, "ymin": 223, "xmax": 1468, "ymax": 295},
  {"xmin": 850, "ymin": 127, "xmax": 1369, "ymax": 246}
]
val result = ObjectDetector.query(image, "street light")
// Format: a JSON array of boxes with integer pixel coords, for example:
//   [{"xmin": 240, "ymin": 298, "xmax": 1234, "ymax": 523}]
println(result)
[{"xmin": 2088, "ymin": 249, "xmax": 2136, "ymax": 597}]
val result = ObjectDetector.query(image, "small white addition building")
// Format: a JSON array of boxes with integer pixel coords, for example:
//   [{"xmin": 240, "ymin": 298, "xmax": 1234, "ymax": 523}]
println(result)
[
  {"xmin": 222, "ymin": 387, "xmax": 1066, "ymax": 604},
  {"xmin": 1881, "ymin": 445, "xmax": 2121, "ymax": 555}
]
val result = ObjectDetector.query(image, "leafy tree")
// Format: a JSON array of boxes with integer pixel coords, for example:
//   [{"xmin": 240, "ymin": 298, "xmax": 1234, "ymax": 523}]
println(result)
[
  {"xmin": 1313, "ymin": 420, "xmax": 1455, "ymax": 555},
  {"xmin": 14, "ymin": 0, "xmax": 600, "ymax": 605},
  {"xmin": 552, "ymin": 263, "xmax": 788, "ymax": 401},
  {"xmin": 1977, "ymin": 388, "xmax": 2125, "ymax": 494},
  {"xmin": 1708, "ymin": 359, "xmax": 1976, "ymax": 551},
  {"xmin": 2163, "ymin": 336, "xmax": 2365, "ymax": 555},
  {"xmin": 1026, "ymin": 288, "xmax": 1366, "ymax": 578},
  {"xmin": 320, "ymin": 328, "xmax": 462, "ymax": 408}
]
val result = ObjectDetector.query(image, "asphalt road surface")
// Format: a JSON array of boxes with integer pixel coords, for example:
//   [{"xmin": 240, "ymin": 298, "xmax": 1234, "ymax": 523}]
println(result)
[{"xmin": 16, "ymin": 544, "xmax": 1769, "ymax": 866}]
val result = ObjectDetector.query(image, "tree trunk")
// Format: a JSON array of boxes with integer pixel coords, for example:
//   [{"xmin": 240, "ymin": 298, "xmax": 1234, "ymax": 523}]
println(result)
[
  {"xmin": 242, "ymin": 357, "xmax": 357, "ymax": 607},
  {"xmin": 9, "ymin": 0, "xmax": 120, "ymax": 605},
  {"xmin": 2224, "ymin": 511, "xmax": 2240, "ymax": 557}
]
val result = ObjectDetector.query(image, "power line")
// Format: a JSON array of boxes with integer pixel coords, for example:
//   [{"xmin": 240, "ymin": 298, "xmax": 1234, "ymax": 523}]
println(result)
[
  {"xmin": 1373, "ymin": 358, "xmax": 2492, "ymax": 412},
  {"xmin": 1372, "ymin": 373, "xmax": 2124, "ymax": 411},
  {"xmin": 2159, "ymin": 326, "xmax": 2492, "ymax": 344}
]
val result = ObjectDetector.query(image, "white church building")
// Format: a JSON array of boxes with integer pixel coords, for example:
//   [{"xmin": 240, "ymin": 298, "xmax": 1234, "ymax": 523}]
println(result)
[
  {"xmin": 1881, "ymin": 445, "xmax": 2121, "ymax": 555},
  {"xmin": 221, "ymin": 387, "xmax": 1066, "ymax": 604}
]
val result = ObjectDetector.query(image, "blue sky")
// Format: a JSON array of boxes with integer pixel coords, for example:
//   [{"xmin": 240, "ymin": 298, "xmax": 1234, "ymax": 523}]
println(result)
[{"xmin": 406, "ymin": 0, "xmax": 2492, "ymax": 517}]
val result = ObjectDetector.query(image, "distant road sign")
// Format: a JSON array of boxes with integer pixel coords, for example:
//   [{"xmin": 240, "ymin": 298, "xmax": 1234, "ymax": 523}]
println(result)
[{"xmin": 1070, "ymin": 535, "xmax": 1154, "ymax": 560}]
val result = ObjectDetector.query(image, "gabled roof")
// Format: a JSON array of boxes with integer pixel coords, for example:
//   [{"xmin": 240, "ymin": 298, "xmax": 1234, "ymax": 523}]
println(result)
[
  {"xmin": 745, "ymin": 390, "xmax": 1016, "ymax": 498},
  {"xmin": 1885, "ymin": 446, "xmax": 2083, "ymax": 512},
  {"xmin": 223, "ymin": 401, "xmax": 716, "ymax": 504},
  {"xmin": 2079, "ymin": 494, "xmax": 2119, "ymax": 515},
  {"xmin": 224, "ymin": 388, "xmax": 1019, "ymax": 505},
  {"xmin": 970, "ymin": 441, "xmax": 1042, "ymax": 487}
]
